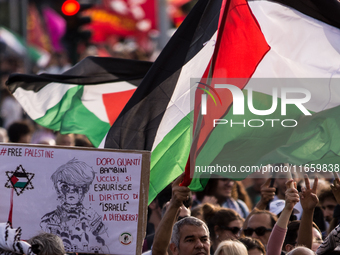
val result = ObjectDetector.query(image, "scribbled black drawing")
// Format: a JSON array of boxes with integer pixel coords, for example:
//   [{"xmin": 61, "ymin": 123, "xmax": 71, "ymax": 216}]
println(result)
[
  {"xmin": 5, "ymin": 165, "xmax": 34, "ymax": 196},
  {"xmin": 40, "ymin": 158, "xmax": 109, "ymax": 253}
]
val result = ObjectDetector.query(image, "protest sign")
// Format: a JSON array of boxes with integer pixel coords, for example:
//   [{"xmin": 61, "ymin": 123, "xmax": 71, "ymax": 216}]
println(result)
[{"xmin": 0, "ymin": 143, "xmax": 150, "ymax": 255}]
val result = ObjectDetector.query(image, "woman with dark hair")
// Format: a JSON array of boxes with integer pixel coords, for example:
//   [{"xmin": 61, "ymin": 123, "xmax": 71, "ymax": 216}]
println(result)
[
  {"xmin": 195, "ymin": 177, "xmax": 250, "ymax": 218},
  {"xmin": 202, "ymin": 203, "xmax": 244, "ymax": 253}
]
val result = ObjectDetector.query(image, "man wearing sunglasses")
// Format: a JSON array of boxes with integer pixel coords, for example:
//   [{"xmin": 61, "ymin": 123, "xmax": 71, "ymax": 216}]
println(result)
[{"xmin": 244, "ymin": 210, "xmax": 277, "ymax": 247}]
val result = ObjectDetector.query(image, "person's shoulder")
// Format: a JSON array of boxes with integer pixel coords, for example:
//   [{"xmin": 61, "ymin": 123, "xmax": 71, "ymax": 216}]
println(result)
[
  {"xmin": 236, "ymin": 199, "xmax": 250, "ymax": 217},
  {"xmin": 237, "ymin": 199, "xmax": 249, "ymax": 210}
]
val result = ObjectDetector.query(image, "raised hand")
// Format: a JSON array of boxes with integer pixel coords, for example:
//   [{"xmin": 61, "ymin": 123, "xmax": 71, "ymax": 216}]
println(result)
[
  {"xmin": 284, "ymin": 179, "xmax": 300, "ymax": 211},
  {"xmin": 300, "ymin": 174, "xmax": 319, "ymax": 211},
  {"xmin": 256, "ymin": 178, "xmax": 276, "ymax": 209},
  {"xmin": 171, "ymin": 173, "xmax": 191, "ymax": 208}
]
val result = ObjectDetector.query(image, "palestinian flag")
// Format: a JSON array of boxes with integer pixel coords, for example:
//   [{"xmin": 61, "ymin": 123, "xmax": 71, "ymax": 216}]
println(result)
[
  {"xmin": 104, "ymin": 0, "xmax": 221, "ymax": 203},
  {"xmin": 6, "ymin": 57, "xmax": 152, "ymax": 147},
  {"xmin": 10, "ymin": 172, "xmax": 29, "ymax": 188},
  {"xmin": 105, "ymin": 0, "xmax": 340, "ymax": 202},
  {"xmin": 185, "ymin": 0, "xmax": 340, "ymax": 189}
]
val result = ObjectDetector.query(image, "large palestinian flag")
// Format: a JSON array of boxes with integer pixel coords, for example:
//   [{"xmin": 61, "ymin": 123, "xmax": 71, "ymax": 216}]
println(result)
[
  {"xmin": 6, "ymin": 57, "xmax": 152, "ymax": 147},
  {"xmin": 185, "ymin": 0, "xmax": 340, "ymax": 189},
  {"xmin": 105, "ymin": 0, "xmax": 340, "ymax": 202},
  {"xmin": 104, "ymin": 0, "xmax": 220, "ymax": 203}
]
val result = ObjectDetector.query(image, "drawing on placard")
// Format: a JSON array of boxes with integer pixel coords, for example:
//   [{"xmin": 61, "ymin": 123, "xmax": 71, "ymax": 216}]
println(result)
[
  {"xmin": 5, "ymin": 165, "xmax": 35, "ymax": 196},
  {"xmin": 40, "ymin": 158, "xmax": 109, "ymax": 253}
]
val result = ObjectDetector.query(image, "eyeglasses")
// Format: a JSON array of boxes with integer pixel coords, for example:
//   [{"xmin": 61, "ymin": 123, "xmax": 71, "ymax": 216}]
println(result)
[
  {"xmin": 243, "ymin": 227, "xmax": 272, "ymax": 236},
  {"xmin": 220, "ymin": 226, "xmax": 241, "ymax": 235}
]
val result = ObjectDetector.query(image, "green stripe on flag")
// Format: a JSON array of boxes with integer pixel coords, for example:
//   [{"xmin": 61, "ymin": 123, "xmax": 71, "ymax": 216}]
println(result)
[
  {"xmin": 36, "ymin": 86, "xmax": 110, "ymax": 147},
  {"xmin": 149, "ymin": 113, "xmax": 191, "ymax": 204},
  {"xmin": 190, "ymin": 90, "xmax": 311, "ymax": 189},
  {"xmin": 14, "ymin": 182, "xmax": 27, "ymax": 188}
]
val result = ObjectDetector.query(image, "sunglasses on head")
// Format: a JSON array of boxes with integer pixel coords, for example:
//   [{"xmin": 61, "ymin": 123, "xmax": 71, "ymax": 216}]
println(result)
[
  {"xmin": 220, "ymin": 226, "xmax": 241, "ymax": 235},
  {"xmin": 243, "ymin": 227, "xmax": 272, "ymax": 236}
]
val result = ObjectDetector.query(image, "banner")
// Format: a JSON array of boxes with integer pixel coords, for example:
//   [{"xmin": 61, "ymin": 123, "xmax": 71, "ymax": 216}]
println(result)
[{"xmin": 0, "ymin": 144, "xmax": 150, "ymax": 255}]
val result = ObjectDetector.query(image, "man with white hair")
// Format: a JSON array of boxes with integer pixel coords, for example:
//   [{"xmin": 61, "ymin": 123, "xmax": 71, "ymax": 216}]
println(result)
[{"xmin": 152, "ymin": 174, "xmax": 210, "ymax": 255}]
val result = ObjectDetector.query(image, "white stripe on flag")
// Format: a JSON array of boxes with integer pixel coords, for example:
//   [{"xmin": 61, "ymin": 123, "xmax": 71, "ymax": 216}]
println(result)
[
  {"xmin": 247, "ymin": 1, "xmax": 340, "ymax": 112},
  {"xmin": 151, "ymin": 32, "xmax": 217, "ymax": 151},
  {"xmin": 14, "ymin": 83, "xmax": 77, "ymax": 120},
  {"xmin": 249, "ymin": 1, "xmax": 340, "ymax": 79}
]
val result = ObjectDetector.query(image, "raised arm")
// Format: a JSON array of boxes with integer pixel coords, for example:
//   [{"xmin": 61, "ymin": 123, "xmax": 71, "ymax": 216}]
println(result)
[
  {"xmin": 267, "ymin": 179, "xmax": 299, "ymax": 255},
  {"xmin": 152, "ymin": 173, "xmax": 191, "ymax": 255},
  {"xmin": 297, "ymin": 175, "xmax": 319, "ymax": 249}
]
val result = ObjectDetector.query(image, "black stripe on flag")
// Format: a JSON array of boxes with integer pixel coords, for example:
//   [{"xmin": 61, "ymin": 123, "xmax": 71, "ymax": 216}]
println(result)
[
  {"xmin": 6, "ymin": 57, "xmax": 153, "ymax": 93},
  {"xmin": 105, "ymin": 0, "xmax": 222, "ymax": 150},
  {"xmin": 265, "ymin": 0, "xmax": 340, "ymax": 29},
  {"xmin": 13, "ymin": 173, "xmax": 28, "ymax": 178}
]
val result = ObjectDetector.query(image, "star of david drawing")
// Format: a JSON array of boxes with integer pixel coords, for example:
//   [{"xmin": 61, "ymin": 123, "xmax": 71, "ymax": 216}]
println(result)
[{"xmin": 5, "ymin": 165, "xmax": 35, "ymax": 196}]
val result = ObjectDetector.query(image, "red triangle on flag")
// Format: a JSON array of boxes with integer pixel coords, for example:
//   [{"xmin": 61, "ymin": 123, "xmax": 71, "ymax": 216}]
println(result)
[
  {"xmin": 102, "ymin": 89, "xmax": 136, "ymax": 125},
  {"xmin": 11, "ymin": 176, "xmax": 19, "ymax": 185}
]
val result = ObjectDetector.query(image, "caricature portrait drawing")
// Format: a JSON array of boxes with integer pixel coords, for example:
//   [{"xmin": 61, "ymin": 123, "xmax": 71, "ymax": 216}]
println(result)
[{"xmin": 40, "ymin": 158, "xmax": 109, "ymax": 253}]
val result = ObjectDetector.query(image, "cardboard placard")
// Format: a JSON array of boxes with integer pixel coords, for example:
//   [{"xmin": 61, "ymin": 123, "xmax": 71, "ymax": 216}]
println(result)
[{"xmin": 0, "ymin": 143, "xmax": 150, "ymax": 255}]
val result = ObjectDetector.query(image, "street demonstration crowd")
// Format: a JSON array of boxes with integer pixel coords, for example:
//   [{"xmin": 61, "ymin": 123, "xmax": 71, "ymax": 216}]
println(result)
[{"xmin": 143, "ymin": 172, "xmax": 340, "ymax": 255}]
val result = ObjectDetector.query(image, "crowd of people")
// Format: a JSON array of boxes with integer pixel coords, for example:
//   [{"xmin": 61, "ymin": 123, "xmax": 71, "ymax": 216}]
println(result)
[{"xmin": 143, "ymin": 172, "xmax": 340, "ymax": 255}]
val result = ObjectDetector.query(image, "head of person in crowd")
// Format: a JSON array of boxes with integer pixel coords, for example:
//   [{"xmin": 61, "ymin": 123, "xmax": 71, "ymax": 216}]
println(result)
[
  {"xmin": 319, "ymin": 188, "xmax": 337, "ymax": 224},
  {"xmin": 195, "ymin": 176, "xmax": 250, "ymax": 218},
  {"xmin": 213, "ymin": 240, "xmax": 247, "ymax": 255},
  {"xmin": 283, "ymin": 220, "xmax": 322, "ymax": 252},
  {"xmin": 238, "ymin": 237, "xmax": 266, "ymax": 255},
  {"xmin": 243, "ymin": 209, "xmax": 277, "ymax": 247},
  {"xmin": 0, "ymin": 127, "xmax": 8, "ymax": 142},
  {"xmin": 202, "ymin": 203, "xmax": 243, "ymax": 252},
  {"xmin": 191, "ymin": 204, "xmax": 205, "ymax": 221},
  {"xmin": 55, "ymin": 133, "xmax": 75, "ymax": 146},
  {"xmin": 7, "ymin": 121, "xmax": 33, "ymax": 143},
  {"xmin": 170, "ymin": 216, "xmax": 210, "ymax": 255},
  {"xmin": 285, "ymin": 246, "xmax": 315, "ymax": 255},
  {"xmin": 195, "ymin": 177, "xmax": 235, "ymax": 205},
  {"xmin": 28, "ymin": 232, "xmax": 65, "ymax": 255}
]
